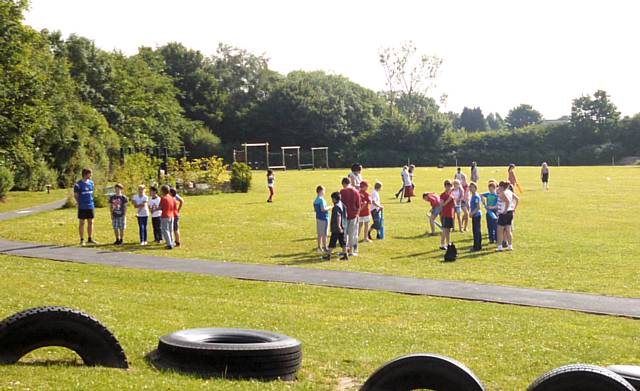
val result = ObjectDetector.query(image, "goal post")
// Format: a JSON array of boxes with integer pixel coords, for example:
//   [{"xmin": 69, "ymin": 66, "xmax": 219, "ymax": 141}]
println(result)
[
  {"xmin": 237, "ymin": 142, "xmax": 270, "ymax": 170},
  {"xmin": 281, "ymin": 146, "xmax": 301, "ymax": 170},
  {"xmin": 311, "ymin": 147, "xmax": 329, "ymax": 169}
]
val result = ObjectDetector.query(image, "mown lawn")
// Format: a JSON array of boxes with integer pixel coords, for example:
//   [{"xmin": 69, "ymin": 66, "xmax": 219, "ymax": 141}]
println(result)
[
  {"xmin": 0, "ymin": 189, "xmax": 67, "ymax": 213},
  {"xmin": 0, "ymin": 166, "xmax": 638, "ymax": 297},
  {"xmin": 0, "ymin": 254, "xmax": 638, "ymax": 390}
]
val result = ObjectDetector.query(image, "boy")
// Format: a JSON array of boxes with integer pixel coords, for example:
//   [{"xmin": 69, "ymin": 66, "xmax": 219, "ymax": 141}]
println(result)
[
  {"xmin": 313, "ymin": 185, "xmax": 331, "ymax": 253},
  {"xmin": 325, "ymin": 192, "xmax": 348, "ymax": 261},
  {"xmin": 159, "ymin": 184, "xmax": 176, "ymax": 249},
  {"xmin": 369, "ymin": 182, "xmax": 384, "ymax": 240},
  {"xmin": 132, "ymin": 184, "xmax": 149, "ymax": 245},
  {"xmin": 469, "ymin": 182, "xmax": 482, "ymax": 251},
  {"xmin": 481, "ymin": 180, "xmax": 499, "ymax": 244},
  {"xmin": 423, "ymin": 192, "xmax": 442, "ymax": 236},
  {"xmin": 358, "ymin": 181, "xmax": 372, "ymax": 242},
  {"xmin": 395, "ymin": 166, "xmax": 408, "ymax": 199},
  {"xmin": 439, "ymin": 180, "xmax": 455, "ymax": 250},
  {"xmin": 170, "ymin": 188, "xmax": 184, "ymax": 247},
  {"xmin": 149, "ymin": 186, "xmax": 163, "ymax": 243},
  {"xmin": 109, "ymin": 183, "xmax": 128, "ymax": 245},
  {"xmin": 340, "ymin": 177, "xmax": 361, "ymax": 256},
  {"xmin": 74, "ymin": 168, "xmax": 97, "ymax": 246}
]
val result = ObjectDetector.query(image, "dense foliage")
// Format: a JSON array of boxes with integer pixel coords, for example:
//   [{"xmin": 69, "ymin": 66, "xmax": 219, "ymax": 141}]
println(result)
[
  {"xmin": 230, "ymin": 163, "xmax": 252, "ymax": 192},
  {"xmin": 1, "ymin": 0, "xmax": 639, "ymax": 193}
]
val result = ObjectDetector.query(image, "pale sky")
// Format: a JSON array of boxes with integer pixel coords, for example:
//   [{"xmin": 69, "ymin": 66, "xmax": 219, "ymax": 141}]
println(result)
[{"xmin": 24, "ymin": 0, "xmax": 640, "ymax": 119}]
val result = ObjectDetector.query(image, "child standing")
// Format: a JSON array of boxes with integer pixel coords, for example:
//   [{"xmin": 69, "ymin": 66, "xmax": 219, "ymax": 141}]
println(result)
[
  {"xmin": 169, "ymin": 188, "xmax": 184, "ymax": 247},
  {"xmin": 496, "ymin": 181, "xmax": 519, "ymax": 251},
  {"xmin": 313, "ymin": 185, "xmax": 331, "ymax": 253},
  {"xmin": 159, "ymin": 184, "xmax": 176, "ymax": 249},
  {"xmin": 452, "ymin": 179, "xmax": 467, "ymax": 232},
  {"xmin": 340, "ymin": 177, "xmax": 361, "ymax": 256},
  {"xmin": 349, "ymin": 163, "xmax": 363, "ymax": 188},
  {"xmin": 132, "ymin": 185, "xmax": 150, "ymax": 246},
  {"xmin": 423, "ymin": 192, "xmax": 442, "ymax": 236},
  {"xmin": 469, "ymin": 182, "xmax": 482, "ymax": 251},
  {"xmin": 267, "ymin": 170, "xmax": 275, "ymax": 203},
  {"xmin": 149, "ymin": 186, "xmax": 163, "ymax": 243},
  {"xmin": 369, "ymin": 182, "xmax": 384, "ymax": 240},
  {"xmin": 358, "ymin": 181, "xmax": 373, "ymax": 242},
  {"xmin": 439, "ymin": 180, "xmax": 455, "ymax": 250},
  {"xmin": 395, "ymin": 166, "xmax": 408, "ymax": 199},
  {"xmin": 325, "ymin": 192, "xmax": 348, "ymax": 261},
  {"xmin": 541, "ymin": 162, "xmax": 550, "ymax": 190},
  {"xmin": 481, "ymin": 181, "xmax": 499, "ymax": 244},
  {"xmin": 109, "ymin": 183, "xmax": 128, "ymax": 245},
  {"xmin": 404, "ymin": 165, "xmax": 416, "ymax": 202}
]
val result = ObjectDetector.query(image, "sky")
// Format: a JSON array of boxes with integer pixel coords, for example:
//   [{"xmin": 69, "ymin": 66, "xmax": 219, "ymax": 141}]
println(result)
[{"xmin": 24, "ymin": 0, "xmax": 640, "ymax": 119}]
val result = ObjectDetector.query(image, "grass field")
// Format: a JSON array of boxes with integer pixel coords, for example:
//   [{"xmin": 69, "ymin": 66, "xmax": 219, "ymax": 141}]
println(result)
[
  {"xmin": 1, "ymin": 254, "xmax": 638, "ymax": 390},
  {"xmin": 0, "ymin": 189, "xmax": 67, "ymax": 213},
  {"xmin": 0, "ymin": 166, "xmax": 638, "ymax": 297}
]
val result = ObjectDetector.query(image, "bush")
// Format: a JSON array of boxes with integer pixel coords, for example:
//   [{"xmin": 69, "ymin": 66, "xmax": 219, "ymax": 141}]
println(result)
[
  {"xmin": 0, "ymin": 166, "xmax": 15, "ymax": 198},
  {"xmin": 230, "ymin": 163, "xmax": 252, "ymax": 193},
  {"xmin": 113, "ymin": 153, "xmax": 160, "ymax": 197},
  {"xmin": 13, "ymin": 159, "xmax": 58, "ymax": 191}
]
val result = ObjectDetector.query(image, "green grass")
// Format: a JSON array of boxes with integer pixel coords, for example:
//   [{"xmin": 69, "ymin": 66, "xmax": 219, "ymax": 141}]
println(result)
[
  {"xmin": 0, "ymin": 167, "xmax": 639, "ymax": 297},
  {"xmin": 0, "ymin": 189, "xmax": 67, "ymax": 213},
  {"xmin": 0, "ymin": 254, "xmax": 638, "ymax": 390}
]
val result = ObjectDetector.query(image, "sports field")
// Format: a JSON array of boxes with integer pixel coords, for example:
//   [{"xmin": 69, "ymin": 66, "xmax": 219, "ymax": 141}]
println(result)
[{"xmin": 0, "ymin": 166, "xmax": 638, "ymax": 296}]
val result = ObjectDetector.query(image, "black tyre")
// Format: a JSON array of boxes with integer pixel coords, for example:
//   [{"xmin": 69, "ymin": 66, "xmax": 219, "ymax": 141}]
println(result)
[
  {"xmin": 0, "ymin": 306, "xmax": 128, "ymax": 369},
  {"xmin": 608, "ymin": 365, "xmax": 640, "ymax": 389},
  {"xmin": 153, "ymin": 328, "xmax": 302, "ymax": 380},
  {"xmin": 527, "ymin": 364, "xmax": 635, "ymax": 391},
  {"xmin": 360, "ymin": 353, "xmax": 485, "ymax": 391}
]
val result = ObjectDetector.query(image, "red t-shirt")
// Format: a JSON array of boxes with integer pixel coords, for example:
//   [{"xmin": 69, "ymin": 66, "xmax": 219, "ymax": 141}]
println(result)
[
  {"xmin": 359, "ymin": 190, "xmax": 371, "ymax": 217},
  {"xmin": 440, "ymin": 191, "xmax": 455, "ymax": 218},
  {"xmin": 340, "ymin": 187, "xmax": 361, "ymax": 220},
  {"xmin": 426, "ymin": 192, "xmax": 440, "ymax": 208},
  {"xmin": 160, "ymin": 195, "xmax": 176, "ymax": 218}
]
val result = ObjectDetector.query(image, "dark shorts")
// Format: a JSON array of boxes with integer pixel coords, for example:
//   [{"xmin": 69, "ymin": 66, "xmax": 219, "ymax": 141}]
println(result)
[
  {"xmin": 442, "ymin": 216, "xmax": 454, "ymax": 229},
  {"xmin": 173, "ymin": 216, "xmax": 180, "ymax": 231},
  {"xmin": 542, "ymin": 173, "xmax": 549, "ymax": 183},
  {"xmin": 78, "ymin": 209, "xmax": 95, "ymax": 220},
  {"xmin": 329, "ymin": 232, "xmax": 346, "ymax": 248},
  {"xmin": 498, "ymin": 211, "xmax": 514, "ymax": 226}
]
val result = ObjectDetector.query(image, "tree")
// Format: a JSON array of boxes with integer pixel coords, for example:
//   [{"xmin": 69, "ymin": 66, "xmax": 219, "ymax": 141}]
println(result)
[
  {"xmin": 486, "ymin": 112, "xmax": 505, "ymax": 130},
  {"xmin": 571, "ymin": 90, "xmax": 620, "ymax": 142},
  {"xmin": 378, "ymin": 41, "xmax": 443, "ymax": 124},
  {"xmin": 459, "ymin": 107, "xmax": 487, "ymax": 132},
  {"xmin": 506, "ymin": 104, "xmax": 542, "ymax": 129}
]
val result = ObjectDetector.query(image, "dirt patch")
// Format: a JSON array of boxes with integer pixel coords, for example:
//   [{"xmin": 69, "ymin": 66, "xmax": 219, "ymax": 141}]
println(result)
[{"xmin": 335, "ymin": 377, "xmax": 360, "ymax": 390}]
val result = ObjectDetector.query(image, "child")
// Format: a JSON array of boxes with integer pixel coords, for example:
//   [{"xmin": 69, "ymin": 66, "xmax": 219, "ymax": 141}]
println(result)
[
  {"xmin": 169, "ymin": 188, "xmax": 184, "ymax": 247},
  {"xmin": 395, "ymin": 166, "xmax": 408, "ymax": 199},
  {"xmin": 423, "ymin": 192, "xmax": 442, "ymax": 236},
  {"xmin": 454, "ymin": 167, "xmax": 469, "ymax": 188},
  {"xmin": 541, "ymin": 162, "xmax": 550, "ymax": 190},
  {"xmin": 469, "ymin": 182, "xmax": 482, "ymax": 251},
  {"xmin": 508, "ymin": 163, "xmax": 522, "ymax": 193},
  {"xmin": 496, "ymin": 181, "xmax": 519, "ymax": 251},
  {"xmin": 267, "ymin": 170, "xmax": 275, "ymax": 203},
  {"xmin": 452, "ymin": 179, "xmax": 467, "ymax": 232},
  {"xmin": 313, "ymin": 185, "xmax": 331, "ymax": 253},
  {"xmin": 404, "ymin": 165, "xmax": 416, "ymax": 202},
  {"xmin": 159, "ymin": 184, "xmax": 176, "ymax": 249},
  {"xmin": 74, "ymin": 168, "xmax": 97, "ymax": 246},
  {"xmin": 368, "ymin": 182, "xmax": 384, "ymax": 240},
  {"xmin": 325, "ymin": 192, "xmax": 348, "ymax": 261},
  {"xmin": 358, "ymin": 181, "xmax": 372, "ymax": 242},
  {"xmin": 481, "ymin": 180, "xmax": 499, "ymax": 244},
  {"xmin": 149, "ymin": 186, "xmax": 163, "ymax": 243},
  {"xmin": 349, "ymin": 163, "xmax": 363, "ymax": 188},
  {"xmin": 340, "ymin": 177, "xmax": 361, "ymax": 256},
  {"xmin": 109, "ymin": 183, "xmax": 128, "ymax": 245},
  {"xmin": 439, "ymin": 180, "xmax": 455, "ymax": 250},
  {"xmin": 132, "ymin": 184, "xmax": 150, "ymax": 246}
]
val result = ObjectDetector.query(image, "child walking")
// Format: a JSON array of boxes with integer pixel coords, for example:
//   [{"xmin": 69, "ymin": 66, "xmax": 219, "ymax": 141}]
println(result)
[
  {"xmin": 368, "ymin": 182, "xmax": 384, "ymax": 240},
  {"xmin": 159, "ymin": 184, "xmax": 176, "ymax": 249},
  {"xmin": 469, "ymin": 182, "xmax": 482, "ymax": 251},
  {"xmin": 358, "ymin": 181, "xmax": 372, "ymax": 242},
  {"xmin": 267, "ymin": 170, "xmax": 275, "ymax": 203},
  {"xmin": 170, "ymin": 188, "xmax": 184, "ymax": 247},
  {"xmin": 109, "ymin": 183, "xmax": 128, "ymax": 245},
  {"xmin": 132, "ymin": 185, "xmax": 150, "ymax": 245},
  {"xmin": 149, "ymin": 186, "xmax": 163, "ymax": 243},
  {"xmin": 395, "ymin": 166, "xmax": 408, "ymax": 199},
  {"xmin": 313, "ymin": 185, "xmax": 331, "ymax": 253},
  {"xmin": 324, "ymin": 192, "xmax": 348, "ymax": 261},
  {"xmin": 439, "ymin": 180, "xmax": 455, "ymax": 250}
]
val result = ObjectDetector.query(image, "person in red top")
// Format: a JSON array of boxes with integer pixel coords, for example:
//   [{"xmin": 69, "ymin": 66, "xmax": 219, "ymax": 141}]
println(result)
[
  {"xmin": 358, "ymin": 181, "xmax": 372, "ymax": 242},
  {"xmin": 439, "ymin": 180, "xmax": 455, "ymax": 250},
  {"xmin": 159, "ymin": 184, "xmax": 176, "ymax": 249},
  {"xmin": 340, "ymin": 177, "xmax": 362, "ymax": 256},
  {"xmin": 423, "ymin": 191, "xmax": 442, "ymax": 236}
]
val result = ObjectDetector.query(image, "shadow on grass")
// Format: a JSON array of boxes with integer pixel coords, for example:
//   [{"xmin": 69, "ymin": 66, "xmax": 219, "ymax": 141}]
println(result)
[
  {"xmin": 291, "ymin": 238, "xmax": 314, "ymax": 242},
  {"xmin": 15, "ymin": 359, "xmax": 84, "ymax": 367}
]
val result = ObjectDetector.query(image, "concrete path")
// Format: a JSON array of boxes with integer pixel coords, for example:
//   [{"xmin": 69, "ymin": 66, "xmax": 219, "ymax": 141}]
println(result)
[
  {"xmin": 0, "ymin": 201, "xmax": 639, "ymax": 319},
  {"xmin": 0, "ymin": 199, "xmax": 66, "ymax": 221}
]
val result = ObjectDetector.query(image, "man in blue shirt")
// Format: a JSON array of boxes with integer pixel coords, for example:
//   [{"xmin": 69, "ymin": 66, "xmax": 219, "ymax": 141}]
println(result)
[
  {"xmin": 73, "ymin": 168, "xmax": 97, "ymax": 246},
  {"xmin": 469, "ymin": 182, "xmax": 483, "ymax": 251}
]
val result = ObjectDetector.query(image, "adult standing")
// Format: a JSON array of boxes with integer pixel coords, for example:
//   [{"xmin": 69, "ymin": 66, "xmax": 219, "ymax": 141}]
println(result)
[
  {"xmin": 74, "ymin": 168, "xmax": 97, "ymax": 246},
  {"xmin": 471, "ymin": 161, "xmax": 479, "ymax": 183},
  {"xmin": 541, "ymin": 162, "xmax": 550, "ymax": 190},
  {"xmin": 340, "ymin": 177, "xmax": 361, "ymax": 257}
]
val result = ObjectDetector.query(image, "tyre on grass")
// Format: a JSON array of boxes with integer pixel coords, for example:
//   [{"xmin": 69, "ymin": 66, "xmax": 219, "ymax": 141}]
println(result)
[
  {"xmin": 527, "ymin": 364, "xmax": 635, "ymax": 391},
  {"xmin": 150, "ymin": 328, "xmax": 302, "ymax": 380},
  {"xmin": 360, "ymin": 353, "xmax": 485, "ymax": 391},
  {"xmin": 608, "ymin": 365, "xmax": 640, "ymax": 389},
  {"xmin": 0, "ymin": 306, "xmax": 128, "ymax": 369}
]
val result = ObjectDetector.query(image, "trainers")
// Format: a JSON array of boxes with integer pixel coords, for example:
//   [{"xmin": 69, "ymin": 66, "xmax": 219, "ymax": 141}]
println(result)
[
  {"xmin": 87, "ymin": 238, "xmax": 97, "ymax": 245},
  {"xmin": 339, "ymin": 254, "xmax": 349, "ymax": 261},
  {"xmin": 165, "ymin": 245, "xmax": 173, "ymax": 250},
  {"xmin": 507, "ymin": 245, "xmax": 513, "ymax": 251},
  {"xmin": 497, "ymin": 246, "xmax": 503, "ymax": 252},
  {"xmin": 321, "ymin": 254, "xmax": 331, "ymax": 261},
  {"xmin": 114, "ymin": 239, "xmax": 120, "ymax": 245},
  {"xmin": 80, "ymin": 239, "xmax": 85, "ymax": 247},
  {"xmin": 175, "ymin": 242, "xmax": 181, "ymax": 247},
  {"xmin": 316, "ymin": 247, "xmax": 324, "ymax": 254}
]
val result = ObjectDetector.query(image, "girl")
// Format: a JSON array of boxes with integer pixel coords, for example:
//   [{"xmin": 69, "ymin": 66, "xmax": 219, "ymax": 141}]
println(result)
[
  {"xmin": 358, "ymin": 181, "xmax": 372, "ymax": 242},
  {"xmin": 395, "ymin": 166, "xmax": 408, "ymax": 199},
  {"xmin": 496, "ymin": 181, "xmax": 519, "ymax": 251},
  {"xmin": 471, "ymin": 161, "xmax": 479, "ymax": 183},
  {"xmin": 403, "ymin": 165, "xmax": 415, "ymax": 203},
  {"xmin": 508, "ymin": 163, "xmax": 522, "ymax": 193},
  {"xmin": 132, "ymin": 184, "xmax": 150, "ymax": 245},
  {"xmin": 541, "ymin": 162, "xmax": 550, "ymax": 190},
  {"xmin": 348, "ymin": 163, "xmax": 363, "ymax": 188},
  {"xmin": 267, "ymin": 169, "xmax": 275, "ymax": 203},
  {"xmin": 452, "ymin": 179, "xmax": 467, "ymax": 232}
]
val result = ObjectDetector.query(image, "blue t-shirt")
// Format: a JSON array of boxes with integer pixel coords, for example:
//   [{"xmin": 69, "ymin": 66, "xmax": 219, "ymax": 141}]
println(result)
[
  {"xmin": 74, "ymin": 179, "xmax": 95, "ymax": 210},
  {"xmin": 482, "ymin": 192, "xmax": 498, "ymax": 220},
  {"xmin": 314, "ymin": 196, "xmax": 329, "ymax": 221},
  {"xmin": 470, "ymin": 193, "xmax": 482, "ymax": 218}
]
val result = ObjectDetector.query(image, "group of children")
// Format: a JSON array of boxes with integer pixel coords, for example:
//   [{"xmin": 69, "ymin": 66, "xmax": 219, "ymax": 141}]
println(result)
[{"xmin": 108, "ymin": 183, "xmax": 184, "ymax": 249}]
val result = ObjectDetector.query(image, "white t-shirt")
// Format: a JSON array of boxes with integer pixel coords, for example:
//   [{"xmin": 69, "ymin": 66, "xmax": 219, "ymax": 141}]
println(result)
[
  {"xmin": 401, "ymin": 170, "xmax": 412, "ymax": 186},
  {"xmin": 498, "ymin": 189, "xmax": 515, "ymax": 214},
  {"xmin": 349, "ymin": 172, "xmax": 362, "ymax": 187},
  {"xmin": 371, "ymin": 190, "xmax": 382, "ymax": 211},
  {"xmin": 149, "ymin": 196, "xmax": 162, "ymax": 218},
  {"xmin": 132, "ymin": 194, "xmax": 149, "ymax": 217}
]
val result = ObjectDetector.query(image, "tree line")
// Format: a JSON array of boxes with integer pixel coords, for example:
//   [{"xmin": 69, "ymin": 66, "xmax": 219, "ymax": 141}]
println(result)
[{"xmin": 2, "ymin": 1, "xmax": 639, "ymax": 190}]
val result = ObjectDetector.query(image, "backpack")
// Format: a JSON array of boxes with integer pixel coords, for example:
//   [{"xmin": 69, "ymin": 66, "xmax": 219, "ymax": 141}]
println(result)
[{"xmin": 444, "ymin": 243, "xmax": 457, "ymax": 262}]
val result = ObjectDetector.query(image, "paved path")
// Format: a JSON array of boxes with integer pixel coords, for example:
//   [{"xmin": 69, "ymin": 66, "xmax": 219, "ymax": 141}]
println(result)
[
  {"xmin": 0, "ymin": 202, "xmax": 639, "ymax": 319},
  {"xmin": 0, "ymin": 199, "xmax": 66, "ymax": 221}
]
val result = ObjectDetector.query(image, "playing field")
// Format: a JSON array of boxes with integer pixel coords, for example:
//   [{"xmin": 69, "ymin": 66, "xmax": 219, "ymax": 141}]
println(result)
[{"xmin": 1, "ymin": 166, "xmax": 638, "ymax": 296}]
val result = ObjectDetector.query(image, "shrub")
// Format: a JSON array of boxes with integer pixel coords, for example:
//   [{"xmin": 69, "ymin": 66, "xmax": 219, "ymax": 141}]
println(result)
[
  {"xmin": 113, "ymin": 153, "xmax": 160, "ymax": 197},
  {"xmin": 0, "ymin": 166, "xmax": 15, "ymax": 198},
  {"xmin": 230, "ymin": 163, "xmax": 252, "ymax": 193}
]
